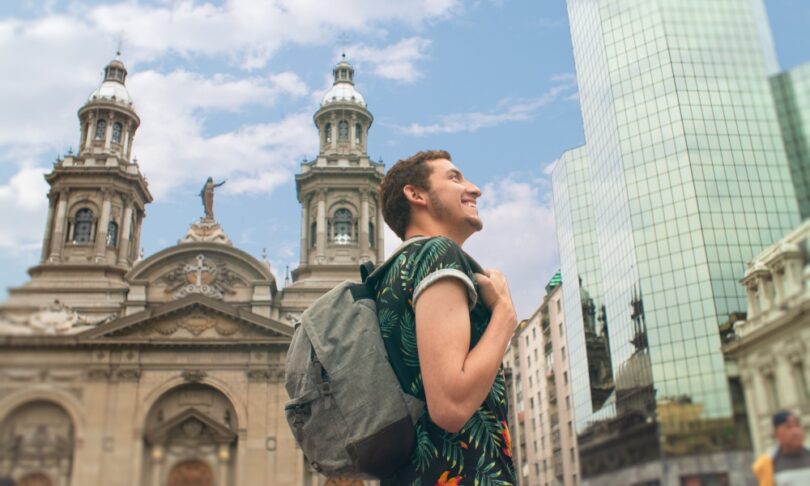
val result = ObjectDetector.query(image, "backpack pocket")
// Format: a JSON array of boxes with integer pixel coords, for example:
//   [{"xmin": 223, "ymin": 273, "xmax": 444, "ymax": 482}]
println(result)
[{"xmin": 284, "ymin": 326, "xmax": 353, "ymax": 475}]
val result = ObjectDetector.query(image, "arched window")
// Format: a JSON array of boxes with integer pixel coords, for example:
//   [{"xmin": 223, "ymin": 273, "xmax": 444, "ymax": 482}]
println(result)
[
  {"xmin": 73, "ymin": 208, "xmax": 94, "ymax": 243},
  {"xmin": 310, "ymin": 221, "xmax": 317, "ymax": 248},
  {"xmin": 333, "ymin": 209, "xmax": 353, "ymax": 244},
  {"xmin": 355, "ymin": 123, "xmax": 362, "ymax": 145},
  {"xmin": 112, "ymin": 122, "xmax": 123, "ymax": 144},
  {"xmin": 369, "ymin": 222, "xmax": 375, "ymax": 247},
  {"xmin": 107, "ymin": 221, "xmax": 118, "ymax": 248},
  {"xmin": 95, "ymin": 119, "xmax": 107, "ymax": 140},
  {"xmin": 338, "ymin": 121, "xmax": 349, "ymax": 141},
  {"xmin": 324, "ymin": 123, "xmax": 332, "ymax": 144}
]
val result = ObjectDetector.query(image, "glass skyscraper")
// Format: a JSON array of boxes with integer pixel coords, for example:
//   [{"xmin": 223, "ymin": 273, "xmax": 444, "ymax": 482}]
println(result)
[
  {"xmin": 553, "ymin": 0, "xmax": 800, "ymax": 483},
  {"xmin": 771, "ymin": 62, "xmax": 810, "ymax": 219}
]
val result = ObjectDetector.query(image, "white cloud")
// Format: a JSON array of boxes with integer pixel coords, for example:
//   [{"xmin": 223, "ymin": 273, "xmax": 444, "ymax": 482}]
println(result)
[
  {"xmin": 466, "ymin": 176, "xmax": 559, "ymax": 319},
  {"xmin": 85, "ymin": 0, "xmax": 458, "ymax": 70},
  {"xmin": 0, "ymin": 167, "xmax": 49, "ymax": 252},
  {"xmin": 399, "ymin": 73, "xmax": 577, "ymax": 135},
  {"xmin": 123, "ymin": 69, "xmax": 315, "ymax": 199},
  {"xmin": 381, "ymin": 173, "xmax": 559, "ymax": 320},
  {"xmin": 344, "ymin": 37, "xmax": 432, "ymax": 83}
]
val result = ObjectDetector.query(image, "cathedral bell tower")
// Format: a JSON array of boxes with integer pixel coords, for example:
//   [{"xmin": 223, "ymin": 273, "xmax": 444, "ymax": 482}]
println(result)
[
  {"xmin": 5, "ymin": 55, "xmax": 152, "ymax": 320},
  {"xmin": 282, "ymin": 57, "xmax": 385, "ymax": 313}
]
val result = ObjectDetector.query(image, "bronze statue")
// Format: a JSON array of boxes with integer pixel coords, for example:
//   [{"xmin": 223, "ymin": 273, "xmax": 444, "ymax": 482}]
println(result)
[{"xmin": 199, "ymin": 177, "xmax": 225, "ymax": 220}]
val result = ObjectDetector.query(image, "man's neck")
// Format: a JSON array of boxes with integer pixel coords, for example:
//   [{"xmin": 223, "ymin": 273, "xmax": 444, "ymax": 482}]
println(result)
[{"xmin": 405, "ymin": 220, "xmax": 469, "ymax": 246}]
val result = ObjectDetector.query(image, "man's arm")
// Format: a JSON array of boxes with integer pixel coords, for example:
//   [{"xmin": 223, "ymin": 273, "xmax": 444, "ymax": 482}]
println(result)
[{"xmin": 414, "ymin": 269, "xmax": 516, "ymax": 433}]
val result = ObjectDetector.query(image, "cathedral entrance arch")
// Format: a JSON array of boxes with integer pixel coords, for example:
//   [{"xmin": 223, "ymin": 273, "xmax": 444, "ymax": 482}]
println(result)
[
  {"xmin": 0, "ymin": 401, "xmax": 73, "ymax": 486},
  {"xmin": 17, "ymin": 473, "xmax": 53, "ymax": 486},
  {"xmin": 167, "ymin": 459, "xmax": 214, "ymax": 486},
  {"xmin": 142, "ymin": 384, "xmax": 237, "ymax": 486}
]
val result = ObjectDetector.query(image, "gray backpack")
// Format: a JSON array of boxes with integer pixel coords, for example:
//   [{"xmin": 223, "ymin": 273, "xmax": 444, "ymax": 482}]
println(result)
[{"xmin": 284, "ymin": 242, "xmax": 426, "ymax": 479}]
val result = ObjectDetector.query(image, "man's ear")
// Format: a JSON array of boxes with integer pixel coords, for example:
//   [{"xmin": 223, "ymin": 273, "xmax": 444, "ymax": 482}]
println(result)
[{"xmin": 403, "ymin": 184, "xmax": 428, "ymax": 207}]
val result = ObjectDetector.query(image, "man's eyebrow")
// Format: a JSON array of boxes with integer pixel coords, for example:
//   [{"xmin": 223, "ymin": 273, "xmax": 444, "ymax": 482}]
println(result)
[{"xmin": 447, "ymin": 168, "xmax": 463, "ymax": 178}]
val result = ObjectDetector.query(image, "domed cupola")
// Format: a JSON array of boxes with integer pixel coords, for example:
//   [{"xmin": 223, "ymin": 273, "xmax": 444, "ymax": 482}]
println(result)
[
  {"xmin": 320, "ymin": 58, "xmax": 366, "ymax": 107},
  {"xmin": 77, "ymin": 54, "xmax": 140, "ymax": 161},
  {"xmin": 314, "ymin": 55, "xmax": 373, "ymax": 157}
]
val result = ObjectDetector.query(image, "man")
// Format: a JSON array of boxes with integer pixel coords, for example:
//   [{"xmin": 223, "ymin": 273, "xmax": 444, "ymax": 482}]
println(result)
[
  {"xmin": 377, "ymin": 150, "xmax": 516, "ymax": 485},
  {"xmin": 752, "ymin": 410, "xmax": 810, "ymax": 486}
]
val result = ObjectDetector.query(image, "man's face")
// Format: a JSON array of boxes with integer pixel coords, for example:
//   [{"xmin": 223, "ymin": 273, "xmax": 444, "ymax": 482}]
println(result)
[
  {"xmin": 774, "ymin": 415, "xmax": 805, "ymax": 451},
  {"xmin": 424, "ymin": 158, "xmax": 483, "ymax": 237}
]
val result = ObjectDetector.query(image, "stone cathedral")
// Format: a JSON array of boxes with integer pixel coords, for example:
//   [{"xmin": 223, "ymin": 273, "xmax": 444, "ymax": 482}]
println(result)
[{"xmin": 0, "ymin": 56, "xmax": 384, "ymax": 486}]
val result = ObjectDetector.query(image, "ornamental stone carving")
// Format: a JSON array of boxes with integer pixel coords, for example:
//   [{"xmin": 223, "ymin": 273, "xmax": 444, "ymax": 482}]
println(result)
[{"xmin": 161, "ymin": 254, "xmax": 245, "ymax": 300}]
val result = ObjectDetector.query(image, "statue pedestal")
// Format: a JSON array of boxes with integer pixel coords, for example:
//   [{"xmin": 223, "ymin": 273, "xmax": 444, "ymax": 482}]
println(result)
[{"xmin": 180, "ymin": 218, "xmax": 232, "ymax": 246}]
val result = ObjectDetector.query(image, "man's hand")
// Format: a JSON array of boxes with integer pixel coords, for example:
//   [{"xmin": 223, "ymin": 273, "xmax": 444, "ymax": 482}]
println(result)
[{"xmin": 475, "ymin": 269, "xmax": 517, "ymax": 322}]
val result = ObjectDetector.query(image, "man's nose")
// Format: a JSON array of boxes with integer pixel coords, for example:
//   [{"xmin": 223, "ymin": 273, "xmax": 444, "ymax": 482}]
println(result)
[{"xmin": 467, "ymin": 182, "xmax": 482, "ymax": 198}]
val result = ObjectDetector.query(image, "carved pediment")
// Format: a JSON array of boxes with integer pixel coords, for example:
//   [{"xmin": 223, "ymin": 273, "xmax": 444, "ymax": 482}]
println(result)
[
  {"xmin": 79, "ymin": 294, "xmax": 292, "ymax": 344},
  {"xmin": 145, "ymin": 407, "xmax": 236, "ymax": 445}
]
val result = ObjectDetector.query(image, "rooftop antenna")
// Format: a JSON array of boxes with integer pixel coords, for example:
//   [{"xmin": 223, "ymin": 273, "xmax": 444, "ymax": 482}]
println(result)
[
  {"xmin": 337, "ymin": 32, "xmax": 351, "ymax": 60},
  {"xmin": 116, "ymin": 32, "xmax": 124, "ymax": 58}
]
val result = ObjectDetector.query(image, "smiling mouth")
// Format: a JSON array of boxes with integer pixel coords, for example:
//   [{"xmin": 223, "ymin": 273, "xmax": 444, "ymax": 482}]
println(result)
[{"xmin": 463, "ymin": 201, "xmax": 477, "ymax": 209}]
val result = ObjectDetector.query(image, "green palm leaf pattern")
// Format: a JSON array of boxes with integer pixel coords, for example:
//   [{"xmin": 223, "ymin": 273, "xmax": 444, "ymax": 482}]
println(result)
[
  {"xmin": 474, "ymin": 454, "xmax": 511, "ymax": 486},
  {"xmin": 441, "ymin": 433, "xmax": 465, "ymax": 474},
  {"xmin": 412, "ymin": 421, "xmax": 438, "ymax": 473},
  {"xmin": 413, "ymin": 238, "xmax": 454, "ymax": 283},
  {"xmin": 400, "ymin": 311, "xmax": 419, "ymax": 368},
  {"xmin": 487, "ymin": 371, "xmax": 506, "ymax": 406},
  {"xmin": 409, "ymin": 372, "xmax": 424, "ymax": 396},
  {"xmin": 382, "ymin": 252, "xmax": 409, "ymax": 289},
  {"xmin": 378, "ymin": 308, "xmax": 399, "ymax": 339},
  {"xmin": 460, "ymin": 409, "xmax": 502, "ymax": 459}
]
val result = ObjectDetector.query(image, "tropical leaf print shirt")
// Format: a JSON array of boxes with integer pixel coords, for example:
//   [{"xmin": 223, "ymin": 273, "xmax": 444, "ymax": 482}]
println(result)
[{"xmin": 376, "ymin": 236, "xmax": 515, "ymax": 486}]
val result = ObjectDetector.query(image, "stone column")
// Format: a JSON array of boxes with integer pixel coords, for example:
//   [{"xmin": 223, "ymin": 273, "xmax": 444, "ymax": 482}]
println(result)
[
  {"xmin": 94, "ymin": 190, "xmax": 112, "ymax": 262},
  {"xmin": 784, "ymin": 257, "xmax": 801, "ymax": 298},
  {"xmin": 118, "ymin": 197, "xmax": 133, "ymax": 265},
  {"xmin": 103, "ymin": 112, "xmax": 113, "ymax": 150},
  {"xmin": 376, "ymin": 203, "xmax": 385, "ymax": 262},
  {"xmin": 740, "ymin": 370, "xmax": 763, "ymax": 453},
  {"xmin": 359, "ymin": 190, "xmax": 370, "ymax": 260},
  {"xmin": 150, "ymin": 445, "xmax": 164, "ymax": 486},
  {"xmin": 217, "ymin": 444, "xmax": 230, "ymax": 484},
  {"xmin": 779, "ymin": 354, "xmax": 801, "ymax": 407},
  {"xmin": 772, "ymin": 265, "xmax": 785, "ymax": 306},
  {"xmin": 131, "ymin": 209, "xmax": 142, "ymax": 261},
  {"xmin": 757, "ymin": 276, "xmax": 773, "ymax": 314},
  {"xmin": 300, "ymin": 195, "xmax": 309, "ymax": 263},
  {"xmin": 330, "ymin": 114, "xmax": 337, "ymax": 150},
  {"xmin": 745, "ymin": 284, "xmax": 759, "ymax": 319},
  {"xmin": 350, "ymin": 115, "xmax": 357, "ymax": 150},
  {"xmin": 316, "ymin": 190, "xmax": 326, "ymax": 262},
  {"xmin": 122, "ymin": 123, "xmax": 131, "ymax": 160},
  {"xmin": 49, "ymin": 190, "xmax": 69, "ymax": 262},
  {"xmin": 40, "ymin": 192, "xmax": 58, "ymax": 263},
  {"xmin": 84, "ymin": 113, "xmax": 95, "ymax": 151}
]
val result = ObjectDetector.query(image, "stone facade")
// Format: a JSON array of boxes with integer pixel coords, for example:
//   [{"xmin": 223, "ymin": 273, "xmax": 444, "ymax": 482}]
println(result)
[
  {"xmin": 725, "ymin": 220, "xmax": 810, "ymax": 456},
  {"xmin": 0, "ymin": 55, "xmax": 379, "ymax": 486},
  {"xmin": 505, "ymin": 273, "xmax": 580, "ymax": 486}
]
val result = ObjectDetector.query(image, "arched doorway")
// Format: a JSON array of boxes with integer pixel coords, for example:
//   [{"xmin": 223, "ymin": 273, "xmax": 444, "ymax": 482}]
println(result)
[
  {"xmin": 167, "ymin": 460, "xmax": 213, "ymax": 486},
  {"xmin": 0, "ymin": 401, "xmax": 73, "ymax": 486},
  {"xmin": 18, "ymin": 473, "xmax": 53, "ymax": 486},
  {"xmin": 142, "ymin": 384, "xmax": 237, "ymax": 486}
]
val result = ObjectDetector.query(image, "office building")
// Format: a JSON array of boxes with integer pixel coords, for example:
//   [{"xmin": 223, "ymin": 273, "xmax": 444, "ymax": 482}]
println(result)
[{"xmin": 553, "ymin": 0, "xmax": 800, "ymax": 483}]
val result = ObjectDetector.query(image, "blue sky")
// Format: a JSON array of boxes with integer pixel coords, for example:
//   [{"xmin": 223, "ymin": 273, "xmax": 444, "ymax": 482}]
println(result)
[{"xmin": 0, "ymin": 0, "xmax": 807, "ymax": 318}]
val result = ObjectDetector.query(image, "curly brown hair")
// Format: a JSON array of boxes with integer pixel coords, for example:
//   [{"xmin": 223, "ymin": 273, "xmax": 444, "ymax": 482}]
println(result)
[{"xmin": 379, "ymin": 150, "xmax": 452, "ymax": 240}]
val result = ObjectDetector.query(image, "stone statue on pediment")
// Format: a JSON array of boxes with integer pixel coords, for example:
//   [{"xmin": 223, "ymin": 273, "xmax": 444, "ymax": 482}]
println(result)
[{"xmin": 199, "ymin": 177, "xmax": 226, "ymax": 220}]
